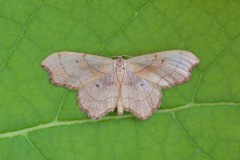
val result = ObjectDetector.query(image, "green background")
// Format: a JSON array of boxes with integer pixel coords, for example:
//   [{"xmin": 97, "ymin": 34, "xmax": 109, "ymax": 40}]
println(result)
[{"xmin": 0, "ymin": 0, "xmax": 240, "ymax": 159}]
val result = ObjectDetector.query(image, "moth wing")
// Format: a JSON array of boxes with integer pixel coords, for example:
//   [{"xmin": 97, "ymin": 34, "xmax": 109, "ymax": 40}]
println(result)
[
  {"xmin": 127, "ymin": 50, "xmax": 199, "ymax": 88},
  {"xmin": 41, "ymin": 52, "xmax": 113, "ymax": 90},
  {"xmin": 77, "ymin": 69, "xmax": 118, "ymax": 119},
  {"xmin": 121, "ymin": 68, "xmax": 162, "ymax": 119}
]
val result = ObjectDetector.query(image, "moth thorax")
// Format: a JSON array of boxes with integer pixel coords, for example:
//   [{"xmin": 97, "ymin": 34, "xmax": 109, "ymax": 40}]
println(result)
[
  {"xmin": 115, "ymin": 57, "xmax": 126, "ymax": 72},
  {"xmin": 115, "ymin": 57, "xmax": 126, "ymax": 84}
]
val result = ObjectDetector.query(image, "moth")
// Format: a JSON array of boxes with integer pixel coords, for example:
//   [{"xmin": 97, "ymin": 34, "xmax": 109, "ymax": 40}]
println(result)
[{"xmin": 41, "ymin": 50, "xmax": 199, "ymax": 120}]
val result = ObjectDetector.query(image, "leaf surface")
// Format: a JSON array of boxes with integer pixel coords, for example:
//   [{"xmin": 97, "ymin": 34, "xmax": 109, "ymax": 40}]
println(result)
[{"xmin": 0, "ymin": 0, "xmax": 240, "ymax": 159}]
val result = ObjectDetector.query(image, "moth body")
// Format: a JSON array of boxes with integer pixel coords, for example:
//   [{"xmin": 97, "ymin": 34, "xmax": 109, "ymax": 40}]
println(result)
[{"xmin": 114, "ymin": 57, "xmax": 126, "ymax": 115}]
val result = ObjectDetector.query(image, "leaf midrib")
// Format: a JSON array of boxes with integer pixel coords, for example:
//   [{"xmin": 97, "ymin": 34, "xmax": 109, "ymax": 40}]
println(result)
[{"xmin": 0, "ymin": 102, "xmax": 238, "ymax": 139}]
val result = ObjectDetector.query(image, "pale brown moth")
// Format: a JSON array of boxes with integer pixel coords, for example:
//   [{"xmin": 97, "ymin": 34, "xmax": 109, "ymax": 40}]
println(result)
[{"xmin": 41, "ymin": 50, "xmax": 199, "ymax": 120}]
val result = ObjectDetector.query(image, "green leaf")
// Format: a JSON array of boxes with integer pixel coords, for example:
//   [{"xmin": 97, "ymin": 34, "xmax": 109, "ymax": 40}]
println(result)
[{"xmin": 0, "ymin": 0, "xmax": 240, "ymax": 159}]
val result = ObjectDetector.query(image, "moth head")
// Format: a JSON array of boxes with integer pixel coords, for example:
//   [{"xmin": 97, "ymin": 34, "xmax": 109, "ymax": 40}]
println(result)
[{"xmin": 111, "ymin": 55, "xmax": 132, "ymax": 59}]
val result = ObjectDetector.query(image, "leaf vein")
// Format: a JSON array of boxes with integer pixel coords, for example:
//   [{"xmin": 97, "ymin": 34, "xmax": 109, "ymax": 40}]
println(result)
[
  {"xmin": 0, "ymin": 102, "xmax": 238, "ymax": 139},
  {"xmin": 172, "ymin": 112, "xmax": 213, "ymax": 160},
  {"xmin": 25, "ymin": 134, "xmax": 47, "ymax": 160},
  {"xmin": 0, "ymin": 1, "xmax": 43, "ymax": 70},
  {"xmin": 97, "ymin": 0, "xmax": 151, "ymax": 53}
]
